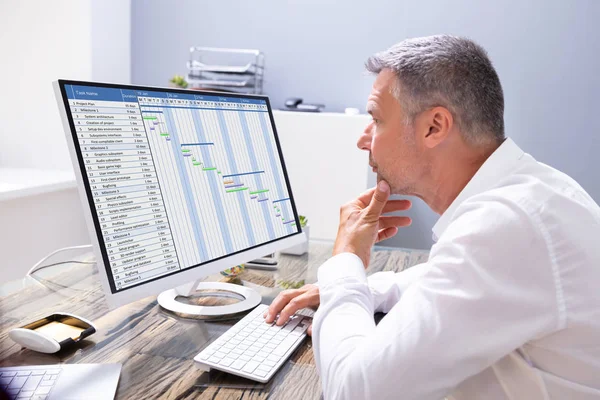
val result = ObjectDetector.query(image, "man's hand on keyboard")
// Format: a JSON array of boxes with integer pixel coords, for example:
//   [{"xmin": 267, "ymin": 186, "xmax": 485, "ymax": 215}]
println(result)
[{"xmin": 264, "ymin": 284, "xmax": 319, "ymax": 336}]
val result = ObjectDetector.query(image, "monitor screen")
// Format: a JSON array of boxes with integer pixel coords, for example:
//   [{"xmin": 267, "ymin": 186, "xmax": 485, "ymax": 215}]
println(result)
[{"xmin": 57, "ymin": 81, "xmax": 300, "ymax": 293}]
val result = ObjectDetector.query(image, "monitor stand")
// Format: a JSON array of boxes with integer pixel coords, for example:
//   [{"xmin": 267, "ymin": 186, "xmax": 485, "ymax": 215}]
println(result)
[{"xmin": 157, "ymin": 279, "xmax": 262, "ymax": 319}]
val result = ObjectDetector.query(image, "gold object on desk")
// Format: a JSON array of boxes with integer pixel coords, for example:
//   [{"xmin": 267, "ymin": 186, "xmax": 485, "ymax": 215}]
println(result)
[
  {"xmin": 33, "ymin": 321, "xmax": 85, "ymax": 341},
  {"xmin": 0, "ymin": 241, "xmax": 428, "ymax": 399}
]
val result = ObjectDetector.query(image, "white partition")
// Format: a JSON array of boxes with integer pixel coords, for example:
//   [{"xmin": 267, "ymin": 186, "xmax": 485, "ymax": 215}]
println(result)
[{"xmin": 272, "ymin": 111, "xmax": 371, "ymax": 241}]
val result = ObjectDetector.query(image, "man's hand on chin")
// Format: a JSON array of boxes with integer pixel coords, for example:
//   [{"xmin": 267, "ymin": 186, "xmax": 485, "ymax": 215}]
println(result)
[{"xmin": 333, "ymin": 180, "xmax": 412, "ymax": 268}]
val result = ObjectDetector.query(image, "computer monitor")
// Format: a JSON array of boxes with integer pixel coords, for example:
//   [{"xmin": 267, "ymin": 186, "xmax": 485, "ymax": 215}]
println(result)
[{"xmin": 53, "ymin": 80, "xmax": 305, "ymax": 314}]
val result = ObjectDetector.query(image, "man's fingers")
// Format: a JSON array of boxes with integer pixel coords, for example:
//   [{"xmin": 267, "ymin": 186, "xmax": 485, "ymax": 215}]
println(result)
[
  {"xmin": 378, "ymin": 216, "xmax": 412, "ymax": 229},
  {"xmin": 276, "ymin": 292, "xmax": 317, "ymax": 325},
  {"xmin": 264, "ymin": 289, "xmax": 299, "ymax": 323},
  {"xmin": 307, "ymin": 323, "xmax": 313, "ymax": 336},
  {"xmin": 366, "ymin": 180, "xmax": 390, "ymax": 218},
  {"xmin": 377, "ymin": 226, "xmax": 399, "ymax": 242},
  {"xmin": 381, "ymin": 199, "xmax": 412, "ymax": 214},
  {"xmin": 355, "ymin": 187, "xmax": 377, "ymax": 208}
]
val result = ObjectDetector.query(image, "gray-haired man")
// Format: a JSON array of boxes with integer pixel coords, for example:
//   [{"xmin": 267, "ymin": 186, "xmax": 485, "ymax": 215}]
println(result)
[{"xmin": 265, "ymin": 35, "xmax": 600, "ymax": 399}]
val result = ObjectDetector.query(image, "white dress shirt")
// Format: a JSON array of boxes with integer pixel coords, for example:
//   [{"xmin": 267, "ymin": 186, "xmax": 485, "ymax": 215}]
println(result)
[{"xmin": 312, "ymin": 138, "xmax": 600, "ymax": 400}]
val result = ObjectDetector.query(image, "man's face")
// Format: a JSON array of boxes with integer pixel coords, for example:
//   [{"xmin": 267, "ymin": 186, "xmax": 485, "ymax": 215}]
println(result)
[{"xmin": 357, "ymin": 69, "xmax": 423, "ymax": 195}]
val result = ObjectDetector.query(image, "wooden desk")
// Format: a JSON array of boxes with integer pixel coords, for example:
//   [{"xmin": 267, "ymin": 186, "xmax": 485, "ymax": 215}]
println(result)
[{"xmin": 0, "ymin": 241, "xmax": 428, "ymax": 399}]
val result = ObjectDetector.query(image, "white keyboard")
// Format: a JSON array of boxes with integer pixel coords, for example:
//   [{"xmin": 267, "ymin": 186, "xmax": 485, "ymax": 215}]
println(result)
[
  {"xmin": 0, "ymin": 365, "xmax": 62, "ymax": 399},
  {"xmin": 194, "ymin": 303, "xmax": 311, "ymax": 383}
]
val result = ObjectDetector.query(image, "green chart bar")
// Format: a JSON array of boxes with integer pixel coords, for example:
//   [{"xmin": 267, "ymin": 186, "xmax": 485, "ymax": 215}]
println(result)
[
  {"xmin": 250, "ymin": 189, "xmax": 269, "ymax": 195},
  {"xmin": 182, "ymin": 149, "xmax": 191, "ymax": 153},
  {"xmin": 226, "ymin": 187, "xmax": 249, "ymax": 193},
  {"xmin": 143, "ymin": 117, "xmax": 157, "ymax": 120},
  {"xmin": 193, "ymin": 162, "xmax": 201, "ymax": 166},
  {"xmin": 203, "ymin": 167, "xmax": 217, "ymax": 171},
  {"xmin": 160, "ymin": 133, "xmax": 169, "ymax": 137}
]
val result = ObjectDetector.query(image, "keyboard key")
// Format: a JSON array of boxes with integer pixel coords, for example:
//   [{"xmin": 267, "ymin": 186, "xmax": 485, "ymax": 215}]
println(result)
[
  {"xmin": 230, "ymin": 349, "xmax": 243, "ymax": 357},
  {"xmin": 9, "ymin": 376, "xmax": 27, "ymax": 389},
  {"xmin": 31, "ymin": 396, "xmax": 47, "ymax": 400},
  {"xmin": 219, "ymin": 358, "xmax": 235, "ymax": 367},
  {"xmin": 203, "ymin": 349, "xmax": 216, "ymax": 356},
  {"xmin": 238, "ymin": 355, "xmax": 251, "ymax": 362},
  {"xmin": 231, "ymin": 360, "xmax": 247, "ymax": 370},
  {"xmin": 271, "ymin": 337, "xmax": 283, "ymax": 345},
  {"xmin": 39, "ymin": 381, "xmax": 53, "ymax": 387},
  {"xmin": 35, "ymin": 386, "xmax": 52, "ymax": 395},
  {"xmin": 7, "ymin": 388, "xmax": 20, "ymax": 395},
  {"xmin": 30, "ymin": 371, "xmax": 45, "ymax": 376},
  {"xmin": 208, "ymin": 356, "xmax": 222, "ymax": 364},
  {"xmin": 23, "ymin": 375, "xmax": 43, "ymax": 390},
  {"xmin": 17, "ymin": 371, "xmax": 31, "ymax": 377},
  {"xmin": 283, "ymin": 317, "xmax": 302, "ymax": 332},
  {"xmin": 2, "ymin": 371, "xmax": 17, "ymax": 377},
  {"xmin": 267, "ymin": 354, "xmax": 281, "ymax": 363},
  {"xmin": 213, "ymin": 351, "xmax": 227, "ymax": 359},
  {"xmin": 258, "ymin": 350, "xmax": 271, "ymax": 359},
  {"xmin": 263, "ymin": 359, "xmax": 277, "ymax": 367},
  {"xmin": 0, "ymin": 377, "xmax": 12, "ymax": 385},
  {"xmin": 254, "ymin": 369, "xmax": 269, "ymax": 378},
  {"xmin": 252, "ymin": 356, "xmax": 266, "ymax": 363},
  {"xmin": 17, "ymin": 390, "xmax": 35, "ymax": 398},
  {"xmin": 274, "ymin": 331, "xmax": 289, "ymax": 339},
  {"xmin": 242, "ymin": 361, "xmax": 260, "ymax": 374},
  {"xmin": 46, "ymin": 370, "xmax": 60, "ymax": 376},
  {"xmin": 273, "ymin": 337, "xmax": 298, "ymax": 357}
]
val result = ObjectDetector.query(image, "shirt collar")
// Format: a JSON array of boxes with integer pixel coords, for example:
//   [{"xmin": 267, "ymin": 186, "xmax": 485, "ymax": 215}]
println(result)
[{"xmin": 431, "ymin": 138, "xmax": 526, "ymax": 241}]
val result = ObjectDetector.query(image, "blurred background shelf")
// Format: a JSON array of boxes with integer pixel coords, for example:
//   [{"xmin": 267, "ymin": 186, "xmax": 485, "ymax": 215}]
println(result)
[{"xmin": 185, "ymin": 47, "xmax": 265, "ymax": 94}]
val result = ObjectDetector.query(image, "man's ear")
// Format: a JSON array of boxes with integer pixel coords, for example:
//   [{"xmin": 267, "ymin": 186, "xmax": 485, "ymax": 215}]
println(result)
[{"xmin": 418, "ymin": 107, "xmax": 453, "ymax": 149}]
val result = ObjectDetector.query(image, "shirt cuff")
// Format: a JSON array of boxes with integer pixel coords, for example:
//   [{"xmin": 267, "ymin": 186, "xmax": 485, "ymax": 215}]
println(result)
[{"xmin": 317, "ymin": 252, "xmax": 367, "ymax": 287}]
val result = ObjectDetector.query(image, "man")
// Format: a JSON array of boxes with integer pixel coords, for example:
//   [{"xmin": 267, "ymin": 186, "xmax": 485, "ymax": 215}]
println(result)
[{"xmin": 264, "ymin": 35, "xmax": 600, "ymax": 399}]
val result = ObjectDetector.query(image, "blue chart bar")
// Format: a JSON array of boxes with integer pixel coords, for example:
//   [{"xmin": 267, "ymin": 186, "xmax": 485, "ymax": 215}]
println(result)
[
  {"xmin": 283, "ymin": 220, "xmax": 295, "ymax": 225},
  {"xmin": 222, "ymin": 171, "xmax": 265, "ymax": 178},
  {"xmin": 225, "ymin": 183, "xmax": 245, "ymax": 189},
  {"xmin": 272, "ymin": 198, "xmax": 290, "ymax": 203},
  {"xmin": 180, "ymin": 142, "xmax": 215, "ymax": 147},
  {"xmin": 142, "ymin": 110, "xmax": 163, "ymax": 113},
  {"xmin": 258, "ymin": 198, "xmax": 269, "ymax": 202}
]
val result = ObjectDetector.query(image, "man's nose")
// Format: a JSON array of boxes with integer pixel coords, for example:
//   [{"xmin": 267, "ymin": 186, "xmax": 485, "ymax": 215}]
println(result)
[{"xmin": 357, "ymin": 124, "xmax": 372, "ymax": 151}]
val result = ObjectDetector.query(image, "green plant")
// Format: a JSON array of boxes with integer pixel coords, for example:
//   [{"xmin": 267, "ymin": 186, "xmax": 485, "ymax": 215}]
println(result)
[
  {"xmin": 299, "ymin": 215, "xmax": 308, "ymax": 228},
  {"xmin": 277, "ymin": 279, "xmax": 305, "ymax": 289},
  {"xmin": 170, "ymin": 75, "xmax": 188, "ymax": 89}
]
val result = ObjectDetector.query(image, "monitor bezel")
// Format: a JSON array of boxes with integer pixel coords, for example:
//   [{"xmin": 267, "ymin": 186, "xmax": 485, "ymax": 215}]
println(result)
[{"xmin": 53, "ymin": 79, "xmax": 305, "ymax": 308}]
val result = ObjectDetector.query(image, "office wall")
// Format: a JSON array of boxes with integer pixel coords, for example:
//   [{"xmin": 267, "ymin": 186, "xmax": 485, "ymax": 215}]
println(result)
[
  {"xmin": 129, "ymin": 0, "xmax": 598, "ymax": 250},
  {"xmin": 91, "ymin": 0, "xmax": 132, "ymax": 84},
  {"xmin": 0, "ymin": 0, "xmax": 131, "ymax": 171},
  {"xmin": 0, "ymin": 188, "xmax": 90, "ymax": 282},
  {"xmin": 0, "ymin": 0, "xmax": 93, "ymax": 170}
]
